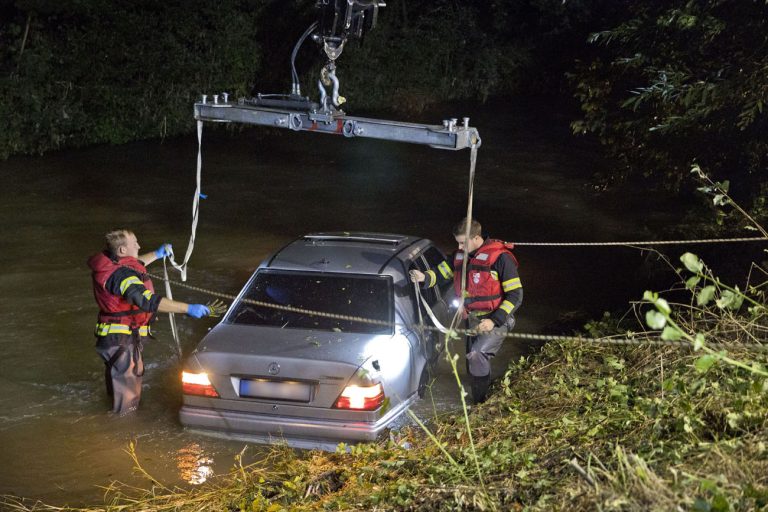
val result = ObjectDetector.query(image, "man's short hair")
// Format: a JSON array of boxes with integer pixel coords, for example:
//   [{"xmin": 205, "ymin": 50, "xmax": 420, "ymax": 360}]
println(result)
[
  {"xmin": 453, "ymin": 218, "xmax": 482, "ymax": 238},
  {"xmin": 105, "ymin": 229, "xmax": 134, "ymax": 255}
]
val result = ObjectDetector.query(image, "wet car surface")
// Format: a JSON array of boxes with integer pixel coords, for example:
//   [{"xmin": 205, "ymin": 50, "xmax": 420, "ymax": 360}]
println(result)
[{"xmin": 180, "ymin": 232, "xmax": 454, "ymax": 449}]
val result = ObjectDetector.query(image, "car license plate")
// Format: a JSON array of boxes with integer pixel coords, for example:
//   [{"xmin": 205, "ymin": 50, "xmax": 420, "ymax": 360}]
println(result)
[{"xmin": 239, "ymin": 378, "xmax": 312, "ymax": 402}]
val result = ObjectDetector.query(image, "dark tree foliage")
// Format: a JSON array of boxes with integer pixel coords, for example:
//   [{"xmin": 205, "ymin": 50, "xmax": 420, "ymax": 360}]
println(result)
[
  {"xmin": 569, "ymin": 0, "xmax": 768, "ymax": 207},
  {"xmin": 240, "ymin": 0, "xmax": 545, "ymax": 113},
  {"xmin": 335, "ymin": 0, "xmax": 527, "ymax": 113},
  {"xmin": 0, "ymin": 0, "xmax": 263, "ymax": 158},
  {"xmin": 336, "ymin": 0, "xmax": 600, "ymax": 113},
  {"xmin": 0, "ymin": 0, "xmax": 591, "ymax": 158}
]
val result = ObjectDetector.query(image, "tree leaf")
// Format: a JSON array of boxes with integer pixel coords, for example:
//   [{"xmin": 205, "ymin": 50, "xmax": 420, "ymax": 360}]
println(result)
[
  {"xmin": 656, "ymin": 297, "xmax": 672, "ymax": 315},
  {"xmin": 697, "ymin": 286, "xmax": 716, "ymax": 306},
  {"xmin": 690, "ymin": 164, "xmax": 705, "ymax": 178},
  {"xmin": 694, "ymin": 333, "xmax": 706, "ymax": 351},
  {"xmin": 661, "ymin": 325, "xmax": 683, "ymax": 341},
  {"xmin": 715, "ymin": 289, "xmax": 744, "ymax": 311},
  {"xmin": 680, "ymin": 253, "xmax": 704, "ymax": 273},
  {"xmin": 646, "ymin": 310, "xmax": 667, "ymax": 329},
  {"xmin": 694, "ymin": 354, "xmax": 717, "ymax": 372},
  {"xmin": 685, "ymin": 276, "xmax": 701, "ymax": 290}
]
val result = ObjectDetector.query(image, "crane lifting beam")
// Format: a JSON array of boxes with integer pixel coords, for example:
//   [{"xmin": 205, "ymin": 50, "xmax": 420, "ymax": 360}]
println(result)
[{"xmin": 194, "ymin": 97, "xmax": 481, "ymax": 151}]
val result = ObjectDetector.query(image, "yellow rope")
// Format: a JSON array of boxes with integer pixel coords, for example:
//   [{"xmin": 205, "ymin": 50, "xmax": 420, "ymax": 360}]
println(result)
[{"xmin": 146, "ymin": 270, "xmax": 768, "ymax": 352}]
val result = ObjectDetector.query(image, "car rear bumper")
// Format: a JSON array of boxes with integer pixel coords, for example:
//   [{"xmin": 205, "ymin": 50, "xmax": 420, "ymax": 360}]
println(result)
[{"xmin": 179, "ymin": 393, "xmax": 416, "ymax": 449}]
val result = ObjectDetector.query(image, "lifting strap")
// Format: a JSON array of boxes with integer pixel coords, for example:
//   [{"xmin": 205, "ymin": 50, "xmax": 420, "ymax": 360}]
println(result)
[
  {"xmin": 414, "ymin": 141, "xmax": 479, "ymax": 337},
  {"xmin": 153, "ymin": 120, "xmax": 203, "ymax": 358},
  {"xmin": 414, "ymin": 283, "xmax": 449, "ymax": 334},
  {"xmin": 163, "ymin": 257, "xmax": 182, "ymax": 359},
  {"xmin": 166, "ymin": 120, "xmax": 204, "ymax": 282}
]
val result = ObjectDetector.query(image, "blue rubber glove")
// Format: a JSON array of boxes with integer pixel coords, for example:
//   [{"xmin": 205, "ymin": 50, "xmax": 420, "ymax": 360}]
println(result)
[
  {"xmin": 187, "ymin": 304, "xmax": 210, "ymax": 318},
  {"xmin": 154, "ymin": 243, "xmax": 173, "ymax": 259}
]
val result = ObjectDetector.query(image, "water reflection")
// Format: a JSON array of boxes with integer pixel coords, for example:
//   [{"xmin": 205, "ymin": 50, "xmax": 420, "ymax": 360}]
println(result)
[{"xmin": 176, "ymin": 442, "xmax": 214, "ymax": 485}]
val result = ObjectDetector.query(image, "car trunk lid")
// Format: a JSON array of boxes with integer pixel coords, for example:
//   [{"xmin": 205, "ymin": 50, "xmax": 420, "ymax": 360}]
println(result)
[{"xmin": 188, "ymin": 324, "xmax": 387, "ymax": 407}]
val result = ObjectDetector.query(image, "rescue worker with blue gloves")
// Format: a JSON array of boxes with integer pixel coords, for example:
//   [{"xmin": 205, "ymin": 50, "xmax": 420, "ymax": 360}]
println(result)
[
  {"xmin": 88, "ymin": 229, "xmax": 212, "ymax": 415},
  {"xmin": 410, "ymin": 218, "xmax": 523, "ymax": 403}
]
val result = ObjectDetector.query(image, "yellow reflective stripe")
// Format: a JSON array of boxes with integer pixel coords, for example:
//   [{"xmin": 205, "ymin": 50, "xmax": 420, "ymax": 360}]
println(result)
[
  {"xmin": 502, "ymin": 277, "xmax": 521, "ymax": 292},
  {"xmin": 119, "ymin": 276, "xmax": 143, "ymax": 294},
  {"xmin": 426, "ymin": 269, "xmax": 437, "ymax": 288},
  {"xmin": 142, "ymin": 289, "xmax": 154, "ymax": 301},
  {"xmin": 437, "ymin": 261, "xmax": 453, "ymax": 279},
  {"xmin": 490, "ymin": 270, "xmax": 499, "ymax": 281},
  {"xmin": 499, "ymin": 300, "xmax": 515, "ymax": 314},
  {"xmin": 95, "ymin": 323, "xmax": 149, "ymax": 336}
]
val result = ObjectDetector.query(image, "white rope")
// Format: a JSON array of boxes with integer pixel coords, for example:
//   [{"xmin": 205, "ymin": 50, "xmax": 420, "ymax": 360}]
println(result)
[
  {"xmin": 512, "ymin": 237, "xmax": 766, "ymax": 247},
  {"xmin": 153, "ymin": 120, "xmax": 204, "ymax": 357},
  {"xmin": 166, "ymin": 119, "xmax": 204, "ymax": 282},
  {"xmin": 162, "ymin": 257, "xmax": 182, "ymax": 358}
]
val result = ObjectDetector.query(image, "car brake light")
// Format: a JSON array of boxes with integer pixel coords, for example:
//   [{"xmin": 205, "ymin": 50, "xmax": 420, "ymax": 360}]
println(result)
[
  {"xmin": 182, "ymin": 371, "xmax": 219, "ymax": 398},
  {"xmin": 334, "ymin": 383, "xmax": 384, "ymax": 411}
]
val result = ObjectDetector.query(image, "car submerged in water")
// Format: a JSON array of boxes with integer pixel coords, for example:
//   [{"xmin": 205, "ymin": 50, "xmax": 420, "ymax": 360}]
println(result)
[{"xmin": 179, "ymin": 232, "xmax": 455, "ymax": 449}]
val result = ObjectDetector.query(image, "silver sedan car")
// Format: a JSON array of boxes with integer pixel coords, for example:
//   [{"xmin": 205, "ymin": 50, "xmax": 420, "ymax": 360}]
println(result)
[{"xmin": 179, "ymin": 233, "xmax": 454, "ymax": 449}]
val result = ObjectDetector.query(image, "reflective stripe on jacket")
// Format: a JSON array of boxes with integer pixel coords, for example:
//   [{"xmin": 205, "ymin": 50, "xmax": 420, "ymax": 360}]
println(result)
[{"xmin": 95, "ymin": 323, "xmax": 150, "ymax": 337}]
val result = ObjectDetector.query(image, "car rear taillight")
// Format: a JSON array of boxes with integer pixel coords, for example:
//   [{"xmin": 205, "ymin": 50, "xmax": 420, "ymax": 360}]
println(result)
[
  {"xmin": 334, "ymin": 383, "xmax": 385, "ymax": 411},
  {"xmin": 181, "ymin": 371, "xmax": 219, "ymax": 398}
]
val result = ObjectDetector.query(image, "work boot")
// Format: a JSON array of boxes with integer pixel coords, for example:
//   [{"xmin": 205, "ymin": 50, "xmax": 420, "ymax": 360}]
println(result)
[{"xmin": 471, "ymin": 373, "xmax": 491, "ymax": 404}]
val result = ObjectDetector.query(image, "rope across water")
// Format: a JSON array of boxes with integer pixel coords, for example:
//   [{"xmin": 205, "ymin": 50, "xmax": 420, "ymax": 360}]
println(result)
[
  {"xmin": 146, "ymin": 269, "xmax": 768, "ymax": 353},
  {"xmin": 513, "ymin": 237, "xmax": 766, "ymax": 246}
]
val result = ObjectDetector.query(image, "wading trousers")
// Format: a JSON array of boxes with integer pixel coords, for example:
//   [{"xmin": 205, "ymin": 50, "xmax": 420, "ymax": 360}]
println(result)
[
  {"xmin": 466, "ymin": 314, "xmax": 516, "ymax": 403},
  {"xmin": 95, "ymin": 333, "xmax": 145, "ymax": 415}
]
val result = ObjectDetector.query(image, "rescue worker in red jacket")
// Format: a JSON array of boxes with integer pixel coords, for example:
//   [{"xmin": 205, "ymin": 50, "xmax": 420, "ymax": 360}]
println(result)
[
  {"xmin": 88, "ymin": 228, "xmax": 212, "ymax": 415},
  {"xmin": 410, "ymin": 218, "xmax": 522, "ymax": 403}
]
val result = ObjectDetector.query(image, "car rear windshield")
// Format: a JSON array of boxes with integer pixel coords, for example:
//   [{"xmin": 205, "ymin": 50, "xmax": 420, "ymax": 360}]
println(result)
[{"xmin": 229, "ymin": 270, "xmax": 393, "ymax": 334}]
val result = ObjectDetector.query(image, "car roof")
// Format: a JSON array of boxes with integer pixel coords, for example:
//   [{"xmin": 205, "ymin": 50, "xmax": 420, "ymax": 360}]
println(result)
[{"xmin": 264, "ymin": 232, "xmax": 431, "ymax": 274}]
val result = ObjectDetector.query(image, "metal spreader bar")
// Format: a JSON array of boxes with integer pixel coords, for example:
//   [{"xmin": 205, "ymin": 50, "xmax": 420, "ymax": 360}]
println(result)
[{"xmin": 194, "ymin": 95, "xmax": 481, "ymax": 151}]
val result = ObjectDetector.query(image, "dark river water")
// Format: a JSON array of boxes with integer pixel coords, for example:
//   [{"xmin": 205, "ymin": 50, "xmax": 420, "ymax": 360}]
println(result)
[{"xmin": 0, "ymin": 98, "xmax": 717, "ymax": 506}]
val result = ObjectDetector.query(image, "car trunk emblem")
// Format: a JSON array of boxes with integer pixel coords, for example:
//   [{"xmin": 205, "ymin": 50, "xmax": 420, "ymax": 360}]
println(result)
[{"xmin": 268, "ymin": 362, "xmax": 280, "ymax": 375}]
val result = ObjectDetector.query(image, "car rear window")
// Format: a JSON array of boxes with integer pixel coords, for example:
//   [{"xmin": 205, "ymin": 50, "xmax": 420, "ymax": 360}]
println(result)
[{"xmin": 229, "ymin": 270, "xmax": 393, "ymax": 334}]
